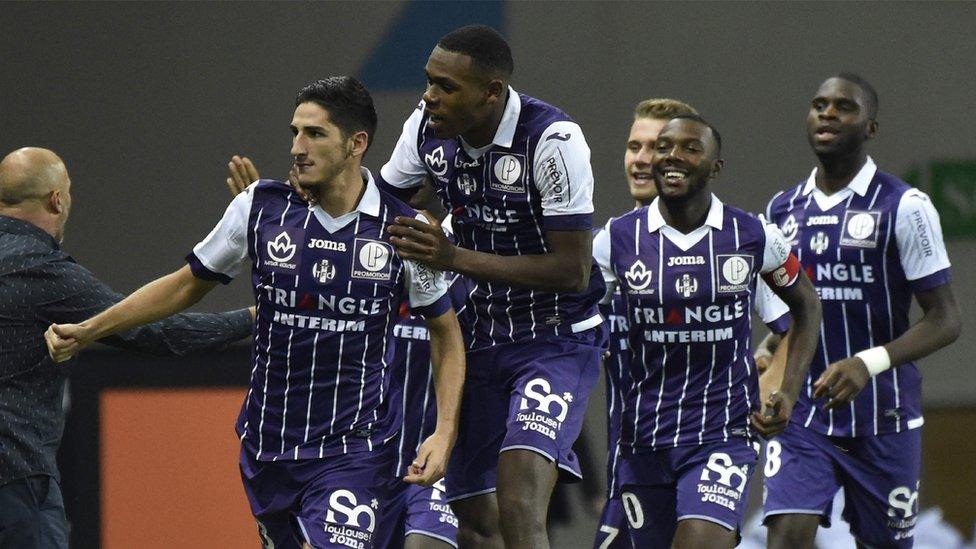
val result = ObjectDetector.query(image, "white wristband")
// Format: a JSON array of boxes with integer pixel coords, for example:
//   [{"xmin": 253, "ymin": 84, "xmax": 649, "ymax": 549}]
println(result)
[{"xmin": 855, "ymin": 346, "xmax": 891, "ymax": 376}]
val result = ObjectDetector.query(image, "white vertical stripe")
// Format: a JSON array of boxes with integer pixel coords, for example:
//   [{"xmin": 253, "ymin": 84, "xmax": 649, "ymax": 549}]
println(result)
[
  {"xmin": 327, "ymin": 334, "xmax": 345, "ymax": 436},
  {"xmin": 723, "ymin": 340, "xmax": 735, "ymax": 442},
  {"xmin": 841, "ymin": 302, "xmax": 854, "ymax": 434},
  {"xmin": 866, "ymin": 302, "xmax": 878, "ymax": 434},
  {"xmin": 241, "ymin": 206, "xmax": 265, "ymax": 439},
  {"xmin": 698, "ymin": 344, "xmax": 717, "ymax": 445},
  {"xmin": 279, "ymin": 329, "xmax": 295, "ymax": 455},
  {"xmin": 657, "ymin": 232, "xmax": 664, "ymax": 305},
  {"xmin": 708, "ymin": 230, "xmax": 715, "ymax": 302},
  {"xmin": 504, "ymin": 194, "xmax": 517, "ymax": 342},
  {"xmin": 648, "ymin": 346, "xmax": 667, "ymax": 447},
  {"xmin": 868, "ymin": 182, "xmax": 882, "ymax": 209},
  {"xmin": 787, "ymin": 184, "xmax": 803, "ymax": 211},
  {"xmin": 673, "ymin": 348, "xmax": 693, "ymax": 446},
  {"xmin": 395, "ymin": 340, "xmax": 412, "ymax": 476},
  {"xmin": 881, "ymin": 212, "xmax": 900, "ymax": 432},
  {"xmin": 303, "ymin": 333, "xmax": 320, "ymax": 444}
]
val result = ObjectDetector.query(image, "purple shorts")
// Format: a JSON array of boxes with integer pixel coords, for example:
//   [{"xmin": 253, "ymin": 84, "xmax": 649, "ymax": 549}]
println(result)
[
  {"xmin": 615, "ymin": 439, "xmax": 759, "ymax": 548},
  {"xmin": 239, "ymin": 442, "xmax": 401, "ymax": 549},
  {"xmin": 445, "ymin": 335, "xmax": 603, "ymax": 501},
  {"xmin": 593, "ymin": 496, "xmax": 630, "ymax": 549},
  {"xmin": 398, "ymin": 480, "xmax": 458, "ymax": 547},
  {"xmin": 763, "ymin": 422, "xmax": 922, "ymax": 547}
]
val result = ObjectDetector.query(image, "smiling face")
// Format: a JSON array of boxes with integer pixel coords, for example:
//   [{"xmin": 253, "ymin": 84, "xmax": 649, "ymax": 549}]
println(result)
[
  {"xmin": 651, "ymin": 118, "xmax": 721, "ymax": 203},
  {"xmin": 625, "ymin": 117, "xmax": 669, "ymax": 205},
  {"xmin": 422, "ymin": 46, "xmax": 504, "ymax": 140},
  {"xmin": 289, "ymin": 102, "xmax": 357, "ymax": 190},
  {"xmin": 806, "ymin": 77, "xmax": 876, "ymax": 157}
]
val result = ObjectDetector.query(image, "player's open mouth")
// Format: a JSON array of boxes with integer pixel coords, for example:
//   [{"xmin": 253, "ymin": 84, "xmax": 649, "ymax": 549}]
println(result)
[
  {"xmin": 661, "ymin": 168, "xmax": 688, "ymax": 184},
  {"xmin": 630, "ymin": 172, "xmax": 653, "ymax": 185},
  {"xmin": 815, "ymin": 126, "xmax": 839, "ymax": 141}
]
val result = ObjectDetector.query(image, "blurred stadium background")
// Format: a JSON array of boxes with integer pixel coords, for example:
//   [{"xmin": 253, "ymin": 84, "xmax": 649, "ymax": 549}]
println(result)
[{"xmin": 2, "ymin": 2, "xmax": 974, "ymax": 547}]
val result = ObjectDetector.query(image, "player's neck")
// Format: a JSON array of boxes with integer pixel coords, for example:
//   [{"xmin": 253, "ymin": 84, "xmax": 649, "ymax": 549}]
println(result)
[
  {"xmin": 815, "ymin": 150, "xmax": 868, "ymax": 195},
  {"xmin": 316, "ymin": 167, "xmax": 366, "ymax": 218},
  {"xmin": 658, "ymin": 191, "xmax": 711, "ymax": 234},
  {"xmin": 0, "ymin": 205, "xmax": 59, "ymax": 240},
  {"xmin": 459, "ymin": 91, "xmax": 508, "ymax": 148}
]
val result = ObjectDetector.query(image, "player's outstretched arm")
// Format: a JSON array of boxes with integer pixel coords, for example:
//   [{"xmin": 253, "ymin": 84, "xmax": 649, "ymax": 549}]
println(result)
[
  {"xmin": 45, "ymin": 265, "xmax": 219, "ymax": 362},
  {"xmin": 405, "ymin": 308, "xmax": 465, "ymax": 486},
  {"xmin": 752, "ymin": 271, "xmax": 821, "ymax": 438},
  {"xmin": 813, "ymin": 283, "xmax": 960, "ymax": 409},
  {"xmin": 389, "ymin": 217, "xmax": 592, "ymax": 293}
]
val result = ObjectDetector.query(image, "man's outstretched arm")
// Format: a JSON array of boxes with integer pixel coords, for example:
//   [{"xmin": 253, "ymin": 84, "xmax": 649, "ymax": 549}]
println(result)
[{"xmin": 46, "ymin": 265, "xmax": 220, "ymax": 362}]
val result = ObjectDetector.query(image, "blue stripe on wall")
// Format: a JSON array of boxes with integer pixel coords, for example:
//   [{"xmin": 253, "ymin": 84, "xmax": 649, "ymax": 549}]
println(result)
[{"xmin": 358, "ymin": 1, "xmax": 506, "ymax": 91}]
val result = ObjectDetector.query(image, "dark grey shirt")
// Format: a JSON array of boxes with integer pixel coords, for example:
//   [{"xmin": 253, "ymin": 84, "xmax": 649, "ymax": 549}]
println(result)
[{"xmin": 0, "ymin": 215, "xmax": 252, "ymax": 486}]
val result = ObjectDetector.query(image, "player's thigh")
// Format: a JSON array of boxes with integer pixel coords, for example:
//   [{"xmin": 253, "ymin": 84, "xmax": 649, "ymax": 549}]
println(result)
[
  {"xmin": 765, "ymin": 514, "xmax": 821, "ymax": 549},
  {"xmin": 593, "ymin": 496, "xmax": 631, "ymax": 549},
  {"xmin": 496, "ymin": 448, "xmax": 558, "ymax": 510},
  {"xmin": 672, "ymin": 518, "xmax": 736, "ymax": 549},
  {"xmin": 763, "ymin": 423, "xmax": 841, "ymax": 528},
  {"xmin": 449, "ymin": 491, "xmax": 499, "ymax": 539},
  {"xmin": 674, "ymin": 440, "xmax": 757, "ymax": 544},
  {"xmin": 405, "ymin": 533, "xmax": 456, "ymax": 549},
  {"xmin": 840, "ymin": 429, "xmax": 922, "ymax": 549}
]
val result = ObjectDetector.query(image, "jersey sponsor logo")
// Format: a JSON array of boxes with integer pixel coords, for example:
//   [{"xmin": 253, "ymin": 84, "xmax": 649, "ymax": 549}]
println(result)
[
  {"xmin": 457, "ymin": 173, "xmax": 478, "ymax": 196},
  {"xmin": 262, "ymin": 227, "xmax": 303, "ymax": 272},
  {"xmin": 780, "ymin": 214, "xmax": 799, "ymax": 243},
  {"xmin": 625, "ymin": 259, "xmax": 654, "ymax": 292},
  {"xmin": 307, "ymin": 238, "xmax": 346, "ymax": 252},
  {"xmin": 674, "ymin": 273, "xmax": 699, "ymax": 298},
  {"xmin": 464, "ymin": 203, "xmax": 519, "ymax": 225},
  {"xmin": 541, "ymin": 156, "xmax": 565, "ymax": 203},
  {"xmin": 698, "ymin": 452, "xmax": 749, "ymax": 511},
  {"xmin": 810, "ymin": 231, "xmax": 829, "ymax": 255},
  {"xmin": 633, "ymin": 300, "xmax": 745, "ymax": 325},
  {"xmin": 489, "ymin": 152, "xmax": 527, "ymax": 193},
  {"xmin": 324, "ymin": 490, "xmax": 377, "ymax": 547},
  {"xmin": 666, "ymin": 255, "xmax": 705, "ymax": 267},
  {"xmin": 424, "ymin": 145, "xmax": 448, "ymax": 177},
  {"xmin": 716, "ymin": 254, "xmax": 753, "ymax": 293},
  {"xmin": 454, "ymin": 155, "xmax": 481, "ymax": 169},
  {"xmin": 546, "ymin": 132, "xmax": 572, "ymax": 142},
  {"xmin": 393, "ymin": 323, "xmax": 430, "ymax": 341},
  {"xmin": 910, "ymin": 209, "xmax": 934, "ymax": 257},
  {"xmin": 806, "ymin": 214, "xmax": 839, "ymax": 226},
  {"xmin": 840, "ymin": 210, "xmax": 881, "ymax": 248},
  {"xmin": 517, "ymin": 378, "xmax": 571, "ymax": 440},
  {"xmin": 312, "ymin": 259, "xmax": 337, "ymax": 284},
  {"xmin": 352, "ymin": 239, "xmax": 393, "ymax": 281}
]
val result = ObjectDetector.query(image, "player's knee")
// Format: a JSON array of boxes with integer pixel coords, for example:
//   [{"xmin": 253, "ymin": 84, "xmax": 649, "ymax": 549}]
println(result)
[
  {"xmin": 496, "ymin": 490, "xmax": 545, "ymax": 531},
  {"xmin": 452, "ymin": 501, "xmax": 498, "ymax": 540}
]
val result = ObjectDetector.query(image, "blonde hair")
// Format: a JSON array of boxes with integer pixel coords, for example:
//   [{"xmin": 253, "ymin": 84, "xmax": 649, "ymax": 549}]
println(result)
[{"xmin": 634, "ymin": 98, "xmax": 699, "ymax": 121}]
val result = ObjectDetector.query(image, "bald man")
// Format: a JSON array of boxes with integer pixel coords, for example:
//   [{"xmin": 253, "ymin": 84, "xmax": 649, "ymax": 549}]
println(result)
[{"xmin": 0, "ymin": 148, "xmax": 253, "ymax": 548}]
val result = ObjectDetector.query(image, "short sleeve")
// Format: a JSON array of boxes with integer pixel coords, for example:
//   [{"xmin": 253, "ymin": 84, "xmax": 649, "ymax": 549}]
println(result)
[
  {"xmin": 379, "ymin": 103, "xmax": 428, "ymax": 190},
  {"xmin": 895, "ymin": 189, "xmax": 952, "ymax": 291},
  {"xmin": 759, "ymin": 217, "xmax": 792, "ymax": 274},
  {"xmin": 592, "ymin": 221, "xmax": 618, "ymax": 302},
  {"xmin": 533, "ymin": 121, "xmax": 595, "ymax": 231},
  {"xmin": 187, "ymin": 183, "xmax": 253, "ymax": 283},
  {"xmin": 402, "ymin": 213, "xmax": 450, "ymax": 316}
]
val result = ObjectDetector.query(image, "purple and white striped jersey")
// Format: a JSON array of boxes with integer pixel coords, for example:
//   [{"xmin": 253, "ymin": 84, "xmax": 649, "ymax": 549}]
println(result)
[
  {"xmin": 593, "ymin": 196, "xmax": 794, "ymax": 451},
  {"xmin": 598, "ymin": 288, "xmax": 629, "ymax": 498},
  {"xmin": 379, "ymin": 88, "xmax": 605, "ymax": 350},
  {"xmin": 186, "ymin": 170, "xmax": 451, "ymax": 461},
  {"xmin": 766, "ymin": 157, "xmax": 952, "ymax": 437},
  {"xmin": 390, "ymin": 273, "xmax": 472, "ymax": 478}
]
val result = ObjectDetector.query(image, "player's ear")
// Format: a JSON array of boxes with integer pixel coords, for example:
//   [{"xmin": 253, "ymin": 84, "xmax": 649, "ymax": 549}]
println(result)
[
  {"xmin": 48, "ymin": 190, "xmax": 64, "ymax": 215},
  {"xmin": 485, "ymin": 79, "xmax": 505, "ymax": 104},
  {"xmin": 710, "ymin": 158, "xmax": 724, "ymax": 179},
  {"xmin": 866, "ymin": 119, "xmax": 878, "ymax": 140},
  {"xmin": 349, "ymin": 131, "xmax": 369, "ymax": 158}
]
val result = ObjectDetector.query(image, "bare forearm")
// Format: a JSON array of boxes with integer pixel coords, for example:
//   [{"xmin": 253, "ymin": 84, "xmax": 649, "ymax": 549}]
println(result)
[
  {"xmin": 451, "ymin": 246, "xmax": 587, "ymax": 293},
  {"xmin": 884, "ymin": 310, "xmax": 960, "ymax": 367},
  {"xmin": 82, "ymin": 266, "xmax": 213, "ymax": 340},
  {"xmin": 428, "ymin": 319, "xmax": 465, "ymax": 437},
  {"xmin": 779, "ymin": 282, "xmax": 822, "ymax": 400}
]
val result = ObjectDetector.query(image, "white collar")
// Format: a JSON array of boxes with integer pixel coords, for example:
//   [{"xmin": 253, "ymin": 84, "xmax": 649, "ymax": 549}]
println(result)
[
  {"xmin": 311, "ymin": 167, "xmax": 380, "ymax": 233},
  {"xmin": 802, "ymin": 155, "xmax": 877, "ymax": 197},
  {"xmin": 492, "ymin": 86, "xmax": 521, "ymax": 148},
  {"xmin": 646, "ymin": 194, "xmax": 724, "ymax": 233}
]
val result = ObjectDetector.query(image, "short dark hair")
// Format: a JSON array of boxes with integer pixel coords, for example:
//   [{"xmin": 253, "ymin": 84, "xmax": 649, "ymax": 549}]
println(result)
[
  {"xmin": 437, "ymin": 25, "xmax": 514, "ymax": 79},
  {"xmin": 834, "ymin": 72, "xmax": 879, "ymax": 119},
  {"xmin": 669, "ymin": 114, "xmax": 722, "ymax": 155},
  {"xmin": 296, "ymin": 76, "xmax": 378, "ymax": 151}
]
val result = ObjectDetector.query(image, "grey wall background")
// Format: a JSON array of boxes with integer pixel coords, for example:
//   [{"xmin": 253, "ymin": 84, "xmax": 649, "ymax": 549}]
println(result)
[{"xmin": 1, "ymin": 1, "xmax": 972, "ymax": 404}]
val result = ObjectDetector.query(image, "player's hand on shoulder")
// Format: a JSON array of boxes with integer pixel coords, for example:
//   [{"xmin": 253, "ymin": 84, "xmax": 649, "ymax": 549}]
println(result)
[
  {"xmin": 44, "ymin": 323, "xmax": 92, "ymax": 363},
  {"xmin": 812, "ymin": 356, "xmax": 870, "ymax": 410},
  {"xmin": 226, "ymin": 155, "xmax": 260, "ymax": 197},
  {"xmin": 750, "ymin": 391, "xmax": 794, "ymax": 439},
  {"xmin": 403, "ymin": 430, "xmax": 454, "ymax": 487}
]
